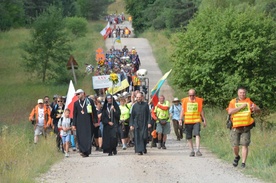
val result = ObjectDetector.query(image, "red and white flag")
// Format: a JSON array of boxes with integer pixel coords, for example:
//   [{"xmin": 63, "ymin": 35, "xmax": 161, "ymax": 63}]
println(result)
[
  {"xmin": 64, "ymin": 80, "xmax": 78, "ymax": 118},
  {"xmin": 100, "ymin": 22, "xmax": 111, "ymax": 40}
]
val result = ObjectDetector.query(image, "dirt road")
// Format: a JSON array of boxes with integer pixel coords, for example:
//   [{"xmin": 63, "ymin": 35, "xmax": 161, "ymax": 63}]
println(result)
[{"xmin": 37, "ymin": 22, "xmax": 264, "ymax": 183}]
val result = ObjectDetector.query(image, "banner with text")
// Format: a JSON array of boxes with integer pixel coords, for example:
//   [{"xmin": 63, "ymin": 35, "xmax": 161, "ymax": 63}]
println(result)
[{"xmin": 92, "ymin": 75, "xmax": 121, "ymax": 89}]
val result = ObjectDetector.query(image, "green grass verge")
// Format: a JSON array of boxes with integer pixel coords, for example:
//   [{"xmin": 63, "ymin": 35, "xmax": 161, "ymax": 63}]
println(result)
[{"xmin": 0, "ymin": 20, "xmax": 106, "ymax": 182}]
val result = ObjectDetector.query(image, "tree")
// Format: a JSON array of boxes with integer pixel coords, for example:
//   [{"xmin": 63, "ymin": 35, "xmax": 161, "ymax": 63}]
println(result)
[
  {"xmin": 0, "ymin": 0, "xmax": 25, "ymax": 31},
  {"xmin": 171, "ymin": 6, "xmax": 276, "ymax": 111},
  {"xmin": 76, "ymin": 0, "xmax": 110, "ymax": 20},
  {"xmin": 22, "ymin": 6, "xmax": 72, "ymax": 83}
]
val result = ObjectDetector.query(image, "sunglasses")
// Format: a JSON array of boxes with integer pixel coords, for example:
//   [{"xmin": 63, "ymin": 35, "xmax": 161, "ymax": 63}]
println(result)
[
  {"xmin": 189, "ymin": 95, "xmax": 195, "ymax": 97},
  {"xmin": 76, "ymin": 93, "xmax": 81, "ymax": 96},
  {"xmin": 57, "ymin": 101, "xmax": 63, "ymax": 102}
]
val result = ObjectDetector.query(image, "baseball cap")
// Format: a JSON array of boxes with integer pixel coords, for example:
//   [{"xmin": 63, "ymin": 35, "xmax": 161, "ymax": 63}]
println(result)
[
  {"xmin": 75, "ymin": 89, "xmax": 84, "ymax": 94},
  {"xmin": 37, "ymin": 99, "xmax": 44, "ymax": 104}
]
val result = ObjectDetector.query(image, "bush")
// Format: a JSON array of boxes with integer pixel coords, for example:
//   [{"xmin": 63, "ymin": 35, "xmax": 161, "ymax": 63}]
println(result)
[
  {"xmin": 65, "ymin": 16, "xmax": 88, "ymax": 38},
  {"xmin": 171, "ymin": 6, "xmax": 276, "ymax": 111}
]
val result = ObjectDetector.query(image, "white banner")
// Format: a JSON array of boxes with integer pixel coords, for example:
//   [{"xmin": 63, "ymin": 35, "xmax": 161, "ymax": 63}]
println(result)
[{"xmin": 92, "ymin": 74, "xmax": 121, "ymax": 89}]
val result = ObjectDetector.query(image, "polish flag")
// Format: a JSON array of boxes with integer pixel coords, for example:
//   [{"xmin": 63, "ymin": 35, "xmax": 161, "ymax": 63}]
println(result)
[
  {"xmin": 100, "ymin": 22, "xmax": 111, "ymax": 40},
  {"xmin": 64, "ymin": 80, "xmax": 78, "ymax": 118}
]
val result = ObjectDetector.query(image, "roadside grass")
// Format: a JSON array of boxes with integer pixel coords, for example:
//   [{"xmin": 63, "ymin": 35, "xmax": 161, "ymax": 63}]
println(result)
[
  {"xmin": 0, "ymin": 21, "xmax": 106, "ymax": 182},
  {"xmin": 0, "ymin": 123, "xmax": 62, "ymax": 182},
  {"xmin": 143, "ymin": 29, "xmax": 276, "ymax": 182}
]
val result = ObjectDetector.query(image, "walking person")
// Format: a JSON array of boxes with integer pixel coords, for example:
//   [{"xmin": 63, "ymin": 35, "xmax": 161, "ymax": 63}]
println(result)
[
  {"xmin": 29, "ymin": 99, "xmax": 52, "ymax": 144},
  {"xmin": 51, "ymin": 96, "xmax": 65, "ymax": 135},
  {"xmin": 119, "ymin": 97, "xmax": 132, "ymax": 150},
  {"xmin": 102, "ymin": 94, "xmax": 121, "ymax": 156},
  {"xmin": 153, "ymin": 95, "xmax": 170, "ymax": 149},
  {"xmin": 179, "ymin": 89, "xmax": 206, "ymax": 157},
  {"xmin": 169, "ymin": 97, "xmax": 183, "ymax": 141},
  {"xmin": 130, "ymin": 92, "xmax": 151, "ymax": 155},
  {"xmin": 227, "ymin": 87, "xmax": 260, "ymax": 168},
  {"xmin": 58, "ymin": 108, "xmax": 72, "ymax": 157},
  {"xmin": 72, "ymin": 89, "xmax": 98, "ymax": 157}
]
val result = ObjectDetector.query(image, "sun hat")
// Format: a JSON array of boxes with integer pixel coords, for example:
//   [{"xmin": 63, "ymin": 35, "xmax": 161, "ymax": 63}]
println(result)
[{"xmin": 172, "ymin": 97, "xmax": 180, "ymax": 102}]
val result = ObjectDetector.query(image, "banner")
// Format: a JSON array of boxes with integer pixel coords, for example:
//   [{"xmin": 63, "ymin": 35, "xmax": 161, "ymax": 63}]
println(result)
[
  {"xmin": 92, "ymin": 74, "xmax": 121, "ymax": 89},
  {"xmin": 107, "ymin": 79, "xmax": 129, "ymax": 94}
]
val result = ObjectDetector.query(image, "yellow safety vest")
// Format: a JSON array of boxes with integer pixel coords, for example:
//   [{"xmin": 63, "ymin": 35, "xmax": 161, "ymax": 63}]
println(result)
[
  {"xmin": 154, "ymin": 101, "xmax": 170, "ymax": 122},
  {"xmin": 232, "ymin": 99, "xmax": 254, "ymax": 128}
]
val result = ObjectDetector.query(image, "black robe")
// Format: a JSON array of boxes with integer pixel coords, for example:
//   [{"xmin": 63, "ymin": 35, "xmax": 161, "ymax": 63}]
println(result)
[
  {"xmin": 102, "ymin": 97, "xmax": 121, "ymax": 154},
  {"xmin": 73, "ymin": 97, "xmax": 98, "ymax": 156},
  {"xmin": 129, "ymin": 101, "xmax": 151, "ymax": 153}
]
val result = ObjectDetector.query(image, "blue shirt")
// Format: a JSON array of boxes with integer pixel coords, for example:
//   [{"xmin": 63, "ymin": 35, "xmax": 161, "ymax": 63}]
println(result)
[{"xmin": 169, "ymin": 104, "xmax": 182, "ymax": 120}]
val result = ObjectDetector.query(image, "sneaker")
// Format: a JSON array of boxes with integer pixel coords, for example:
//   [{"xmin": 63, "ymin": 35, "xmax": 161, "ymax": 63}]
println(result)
[
  {"xmin": 65, "ymin": 152, "xmax": 69, "ymax": 157},
  {"xmin": 122, "ymin": 145, "xmax": 127, "ymax": 150},
  {"xmin": 233, "ymin": 155, "xmax": 240, "ymax": 167},
  {"xmin": 196, "ymin": 151, "xmax": 202, "ymax": 156},
  {"xmin": 162, "ymin": 143, "xmax": 166, "ymax": 149},
  {"xmin": 72, "ymin": 147, "xmax": 77, "ymax": 151},
  {"xmin": 241, "ymin": 163, "xmax": 246, "ymax": 168},
  {"xmin": 190, "ymin": 151, "xmax": 195, "ymax": 157}
]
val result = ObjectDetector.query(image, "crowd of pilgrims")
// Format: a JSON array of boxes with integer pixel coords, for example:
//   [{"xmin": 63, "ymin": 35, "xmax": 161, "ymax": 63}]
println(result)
[
  {"xmin": 29, "ymin": 45, "xmax": 172, "ymax": 157},
  {"xmin": 32, "ymin": 89, "xmax": 162, "ymax": 157}
]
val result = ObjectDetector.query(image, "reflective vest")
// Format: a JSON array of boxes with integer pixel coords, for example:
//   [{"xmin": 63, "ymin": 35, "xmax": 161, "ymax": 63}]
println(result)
[
  {"xmin": 119, "ymin": 104, "xmax": 131, "ymax": 121},
  {"xmin": 132, "ymin": 75, "xmax": 140, "ymax": 86},
  {"xmin": 154, "ymin": 101, "xmax": 170, "ymax": 122},
  {"xmin": 182, "ymin": 97, "xmax": 203, "ymax": 124},
  {"xmin": 125, "ymin": 29, "xmax": 130, "ymax": 35},
  {"xmin": 231, "ymin": 98, "xmax": 254, "ymax": 128}
]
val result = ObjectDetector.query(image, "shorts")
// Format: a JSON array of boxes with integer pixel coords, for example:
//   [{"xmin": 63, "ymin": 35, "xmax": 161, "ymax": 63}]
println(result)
[
  {"xmin": 34, "ymin": 126, "xmax": 44, "ymax": 136},
  {"xmin": 230, "ymin": 127, "xmax": 251, "ymax": 146},
  {"xmin": 156, "ymin": 122, "xmax": 171, "ymax": 135},
  {"xmin": 119, "ymin": 125, "xmax": 130, "ymax": 139},
  {"xmin": 93, "ymin": 126, "xmax": 100, "ymax": 138},
  {"xmin": 62, "ymin": 134, "xmax": 70, "ymax": 144},
  {"xmin": 185, "ymin": 123, "xmax": 201, "ymax": 139}
]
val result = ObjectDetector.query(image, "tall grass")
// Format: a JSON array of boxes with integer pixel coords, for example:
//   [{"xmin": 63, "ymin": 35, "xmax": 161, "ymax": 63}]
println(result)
[
  {"xmin": 0, "ymin": 21, "xmax": 106, "ymax": 182},
  {"xmin": 143, "ymin": 30, "xmax": 276, "ymax": 182},
  {"xmin": 0, "ymin": 123, "xmax": 62, "ymax": 182}
]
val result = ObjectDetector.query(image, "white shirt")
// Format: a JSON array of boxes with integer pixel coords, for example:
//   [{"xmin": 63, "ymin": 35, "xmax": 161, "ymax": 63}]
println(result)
[{"xmin": 37, "ymin": 108, "xmax": 44, "ymax": 126}]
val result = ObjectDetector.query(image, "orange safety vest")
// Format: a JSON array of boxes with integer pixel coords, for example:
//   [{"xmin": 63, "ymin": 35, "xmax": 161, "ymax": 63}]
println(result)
[
  {"xmin": 181, "ymin": 97, "xmax": 203, "ymax": 124},
  {"xmin": 132, "ymin": 75, "xmax": 140, "ymax": 86},
  {"xmin": 230, "ymin": 98, "xmax": 254, "ymax": 128}
]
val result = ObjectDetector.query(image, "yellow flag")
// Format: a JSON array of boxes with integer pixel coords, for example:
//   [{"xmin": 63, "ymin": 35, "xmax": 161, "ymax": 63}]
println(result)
[{"xmin": 107, "ymin": 79, "xmax": 129, "ymax": 94}]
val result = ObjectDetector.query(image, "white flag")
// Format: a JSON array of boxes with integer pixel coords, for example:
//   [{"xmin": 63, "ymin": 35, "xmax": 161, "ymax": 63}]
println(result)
[{"xmin": 100, "ymin": 22, "xmax": 111, "ymax": 40}]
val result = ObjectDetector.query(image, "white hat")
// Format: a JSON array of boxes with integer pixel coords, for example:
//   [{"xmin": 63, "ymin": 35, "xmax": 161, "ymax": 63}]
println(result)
[
  {"xmin": 75, "ymin": 89, "xmax": 84, "ymax": 94},
  {"xmin": 172, "ymin": 97, "xmax": 180, "ymax": 102},
  {"xmin": 113, "ymin": 96, "xmax": 118, "ymax": 100},
  {"xmin": 122, "ymin": 91, "xmax": 128, "ymax": 96},
  {"xmin": 37, "ymin": 99, "xmax": 44, "ymax": 104}
]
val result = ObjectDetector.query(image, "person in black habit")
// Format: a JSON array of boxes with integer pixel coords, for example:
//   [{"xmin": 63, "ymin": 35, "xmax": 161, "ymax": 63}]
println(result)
[
  {"xmin": 102, "ymin": 94, "xmax": 121, "ymax": 156},
  {"xmin": 72, "ymin": 89, "xmax": 98, "ymax": 157},
  {"xmin": 130, "ymin": 92, "xmax": 152, "ymax": 155}
]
